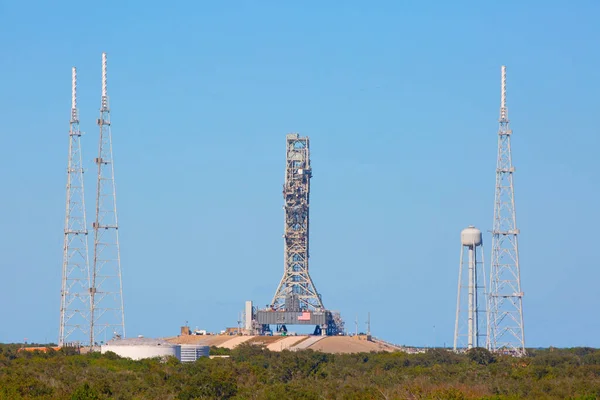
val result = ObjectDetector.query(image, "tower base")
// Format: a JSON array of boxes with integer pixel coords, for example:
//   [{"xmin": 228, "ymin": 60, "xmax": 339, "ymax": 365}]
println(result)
[{"xmin": 256, "ymin": 310, "xmax": 343, "ymax": 336}]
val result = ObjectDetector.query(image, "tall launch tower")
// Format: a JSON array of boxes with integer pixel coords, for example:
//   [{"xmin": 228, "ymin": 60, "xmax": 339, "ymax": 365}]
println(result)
[
  {"xmin": 271, "ymin": 134, "xmax": 324, "ymax": 312},
  {"xmin": 488, "ymin": 66, "xmax": 526, "ymax": 356},
  {"xmin": 59, "ymin": 67, "xmax": 92, "ymax": 346},
  {"xmin": 255, "ymin": 134, "xmax": 342, "ymax": 336},
  {"xmin": 454, "ymin": 226, "xmax": 487, "ymax": 351},
  {"xmin": 91, "ymin": 52, "xmax": 125, "ymax": 344}
]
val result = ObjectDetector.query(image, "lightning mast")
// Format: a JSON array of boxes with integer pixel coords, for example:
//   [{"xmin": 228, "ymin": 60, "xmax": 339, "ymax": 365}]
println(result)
[
  {"xmin": 59, "ymin": 67, "xmax": 92, "ymax": 346},
  {"xmin": 271, "ymin": 134, "xmax": 324, "ymax": 312},
  {"xmin": 91, "ymin": 52, "xmax": 125, "ymax": 345},
  {"xmin": 488, "ymin": 65, "xmax": 526, "ymax": 356}
]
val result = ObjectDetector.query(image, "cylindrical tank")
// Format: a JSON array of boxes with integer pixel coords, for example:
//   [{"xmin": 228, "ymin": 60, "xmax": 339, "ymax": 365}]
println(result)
[
  {"xmin": 461, "ymin": 225, "xmax": 482, "ymax": 246},
  {"xmin": 101, "ymin": 338, "xmax": 180, "ymax": 360}
]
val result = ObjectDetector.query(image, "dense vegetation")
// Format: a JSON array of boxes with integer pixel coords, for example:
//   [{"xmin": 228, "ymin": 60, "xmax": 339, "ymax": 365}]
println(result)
[{"xmin": 1, "ymin": 343, "xmax": 600, "ymax": 399}]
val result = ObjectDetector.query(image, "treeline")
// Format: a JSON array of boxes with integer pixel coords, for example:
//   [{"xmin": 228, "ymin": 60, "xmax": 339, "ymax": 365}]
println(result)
[{"xmin": 1, "ymin": 343, "xmax": 600, "ymax": 399}]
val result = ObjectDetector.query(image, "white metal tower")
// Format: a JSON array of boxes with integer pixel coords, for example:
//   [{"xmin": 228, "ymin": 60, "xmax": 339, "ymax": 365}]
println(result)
[
  {"xmin": 59, "ymin": 67, "xmax": 92, "ymax": 346},
  {"xmin": 454, "ymin": 226, "xmax": 487, "ymax": 351},
  {"xmin": 271, "ymin": 134, "xmax": 325, "ymax": 312},
  {"xmin": 91, "ymin": 52, "xmax": 125, "ymax": 345},
  {"xmin": 488, "ymin": 65, "xmax": 526, "ymax": 356}
]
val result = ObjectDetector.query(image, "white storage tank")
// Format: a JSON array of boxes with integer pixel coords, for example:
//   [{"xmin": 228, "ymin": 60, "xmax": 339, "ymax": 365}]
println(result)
[
  {"xmin": 180, "ymin": 344, "xmax": 210, "ymax": 362},
  {"xmin": 101, "ymin": 337, "xmax": 181, "ymax": 361},
  {"xmin": 461, "ymin": 225, "xmax": 482, "ymax": 246}
]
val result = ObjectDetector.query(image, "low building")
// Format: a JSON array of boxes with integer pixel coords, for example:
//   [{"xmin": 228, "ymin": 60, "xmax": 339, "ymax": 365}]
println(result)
[{"xmin": 180, "ymin": 344, "xmax": 210, "ymax": 362}]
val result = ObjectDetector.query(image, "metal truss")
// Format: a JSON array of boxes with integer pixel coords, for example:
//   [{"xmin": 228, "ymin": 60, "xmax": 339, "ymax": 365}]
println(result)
[
  {"xmin": 59, "ymin": 67, "xmax": 92, "ymax": 346},
  {"xmin": 488, "ymin": 66, "xmax": 526, "ymax": 356},
  {"xmin": 271, "ymin": 134, "xmax": 325, "ymax": 312},
  {"xmin": 91, "ymin": 52, "xmax": 125, "ymax": 345}
]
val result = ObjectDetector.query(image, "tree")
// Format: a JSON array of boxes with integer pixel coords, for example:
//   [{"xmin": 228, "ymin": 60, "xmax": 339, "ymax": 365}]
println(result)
[
  {"xmin": 70, "ymin": 383, "xmax": 100, "ymax": 400},
  {"xmin": 467, "ymin": 347, "xmax": 496, "ymax": 365}
]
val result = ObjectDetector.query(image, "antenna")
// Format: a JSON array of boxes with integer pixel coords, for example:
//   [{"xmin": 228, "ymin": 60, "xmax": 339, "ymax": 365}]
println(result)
[
  {"xmin": 366, "ymin": 312, "xmax": 371, "ymax": 336},
  {"xmin": 59, "ymin": 66, "xmax": 92, "ymax": 346},
  {"xmin": 488, "ymin": 65, "xmax": 526, "ymax": 356},
  {"xmin": 71, "ymin": 67, "xmax": 77, "ymax": 116},
  {"xmin": 91, "ymin": 52, "xmax": 126, "ymax": 346},
  {"xmin": 500, "ymin": 66, "xmax": 507, "ymax": 121},
  {"xmin": 101, "ymin": 52, "xmax": 108, "ymax": 108}
]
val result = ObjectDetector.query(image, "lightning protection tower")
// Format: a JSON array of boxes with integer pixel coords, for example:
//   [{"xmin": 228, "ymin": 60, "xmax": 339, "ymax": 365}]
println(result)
[
  {"xmin": 91, "ymin": 52, "xmax": 125, "ymax": 345},
  {"xmin": 488, "ymin": 65, "xmax": 526, "ymax": 356},
  {"xmin": 59, "ymin": 67, "xmax": 92, "ymax": 346},
  {"xmin": 271, "ymin": 133, "xmax": 324, "ymax": 312},
  {"xmin": 454, "ymin": 226, "xmax": 487, "ymax": 351}
]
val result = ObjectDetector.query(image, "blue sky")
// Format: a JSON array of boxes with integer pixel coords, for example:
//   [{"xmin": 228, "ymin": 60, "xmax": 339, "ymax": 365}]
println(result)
[{"xmin": 0, "ymin": 0, "xmax": 598, "ymax": 347}]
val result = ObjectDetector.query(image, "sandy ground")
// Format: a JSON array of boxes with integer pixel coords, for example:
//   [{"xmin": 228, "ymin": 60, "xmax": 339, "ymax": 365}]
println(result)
[
  {"xmin": 220, "ymin": 336, "xmax": 254, "ymax": 349},
  {"xmin": 307, "ymin": 336, "xmax": 397, "ymax": 353},
  {"xmin": 246, "ymin": 336, "xmax": 283, "ymax": 346},
  {"xmin": 165, "ymin": 335, "xmax": 235, "ymax": 347},
  {"xmin": 290, "ymin": 335, "xmax": 325, "ymax": 351},
  {"xmin": 266, "ymin": 336, "xmax": 307, "ymax": 351},
  {"xmin": 165, "ymin": 335, "xmax": 401, "ymax": 354}
]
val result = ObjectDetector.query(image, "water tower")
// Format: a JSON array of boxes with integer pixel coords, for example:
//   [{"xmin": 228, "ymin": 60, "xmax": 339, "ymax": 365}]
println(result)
[{"xmin": 453, "ymin": 226, "xmax": 487, "ymax": 351}]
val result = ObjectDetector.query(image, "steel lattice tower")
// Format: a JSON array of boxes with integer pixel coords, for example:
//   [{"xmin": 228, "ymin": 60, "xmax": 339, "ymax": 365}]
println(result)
[
  {"xmin": 454, "ymin": 226, "xmax": 487, "ymax": 351},
  {"xmin": 488, "ymin": 65, "xmax": 526, "ymax": 356},
  {"xmin": 271, "ymin": 134, "xmax": 325, "ymax": 312},
  {"xmin": 59, "ymin": 67, "xmax": 92, "ymax": 346},
  {"xmin": 91, "ymin": 52, "xmax": 125, "ymax": 345}
]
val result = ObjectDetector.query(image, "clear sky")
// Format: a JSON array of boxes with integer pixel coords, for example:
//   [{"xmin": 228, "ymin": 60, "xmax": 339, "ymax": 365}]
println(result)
[{"xmin": 0, "ymin": 0, "xmax": 598, "ymax": 348}]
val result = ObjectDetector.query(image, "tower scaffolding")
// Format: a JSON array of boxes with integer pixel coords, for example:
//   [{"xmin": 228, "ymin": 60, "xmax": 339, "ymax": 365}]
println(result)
[
  {"xmin": 257, "ymin": 134, "xmax": 342, "ymax": 336},
  {"xmin": 271, "ymin": 134, "xmax": 324, "ymax": 312},
  {"xmin": 91, "ymin": 52, "xmax": 125, "ymax": 345},
  {"xmin": 488, "ymin": 65, "xmax": 526, "ymax": 356},
  {"xmin": 59, "ymin": 67, "xmax": 92, "ymax": 346}
]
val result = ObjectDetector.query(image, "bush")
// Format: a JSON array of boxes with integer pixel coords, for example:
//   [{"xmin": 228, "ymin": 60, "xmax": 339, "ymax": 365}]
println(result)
[
  {"xmin": 0, "ymin": 343, "xmax": 598, "ymax": 398},
  {"xmin": 467, "ymin": 347, "xmax": 496, "ymax": 365}
]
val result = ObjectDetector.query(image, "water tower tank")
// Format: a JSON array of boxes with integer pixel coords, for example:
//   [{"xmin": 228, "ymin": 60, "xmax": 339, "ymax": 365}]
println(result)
[{"xmin": 461, "ymin": 226, "xmax": 482, "ymax": 246}]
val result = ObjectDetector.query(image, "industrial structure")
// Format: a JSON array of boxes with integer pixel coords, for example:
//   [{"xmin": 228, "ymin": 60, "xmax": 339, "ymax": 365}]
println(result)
[
  {"xmin": 454, "ymin": 226, "xmax": 487, "ymax": 351},
  {"xmin": 54, "ymin": 58, "xmax": 530, "ymax": 354},
  {"xmin": 271, "ymin": 134, "xmax": 321, "ymax": 311},
  {"xmin": 91, "ymin": 52, "xmax": 126, "ymax": 345},
  {"xmin": 59, "ymin": 67, "xmax": 92, "ymax": 346},
  {"xmin": 101, "ymin": 338, "xmax": 209, "ymax": 362},
  {"xmin": 488, "ymin": 66, "xmax": 526, "ymax": 356},
  {"xmin": 180, "ymin": 344, "xmax": 210, "ymax": 362},
  {"xmin": 254, "ymin": 134, "xmax": 343, "ymax": 336}
]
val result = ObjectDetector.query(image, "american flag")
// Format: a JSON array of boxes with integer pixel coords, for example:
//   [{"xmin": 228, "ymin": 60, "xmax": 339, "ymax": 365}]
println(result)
[{"xmin": 297, "ymin": 312, "xmax": 311, "ymax": 321}]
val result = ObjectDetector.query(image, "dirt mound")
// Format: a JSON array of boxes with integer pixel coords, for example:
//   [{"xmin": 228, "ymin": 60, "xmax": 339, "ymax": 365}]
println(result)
[
  {"xmin": 307, "ymin": 336, "xmax": 396, "ymax": 354},
  {"xmin": 165, "ymin": 335, "xmax": 402, "ymax": 354},
  {"xmin": 165, "ymin": 335, "xmax": 235, "ymax": 347}
]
